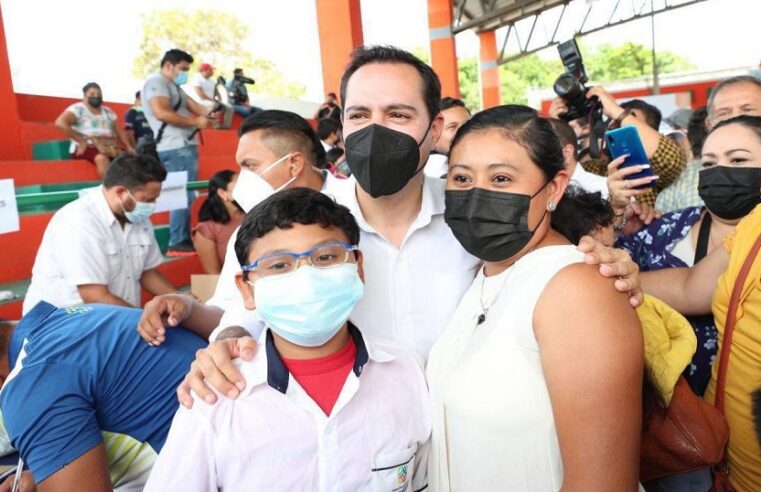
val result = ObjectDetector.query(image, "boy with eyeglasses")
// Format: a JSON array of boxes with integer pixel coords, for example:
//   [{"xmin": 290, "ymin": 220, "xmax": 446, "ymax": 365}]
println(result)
[{"xmin": 144, "ymin": 188, "xmax": 430, "ymax": 491}]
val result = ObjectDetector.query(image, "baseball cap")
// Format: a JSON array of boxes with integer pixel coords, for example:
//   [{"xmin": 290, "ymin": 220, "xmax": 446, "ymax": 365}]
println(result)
[{"xmin": 199, "ymin": 63, "xmax": 213, "ymax": 72}]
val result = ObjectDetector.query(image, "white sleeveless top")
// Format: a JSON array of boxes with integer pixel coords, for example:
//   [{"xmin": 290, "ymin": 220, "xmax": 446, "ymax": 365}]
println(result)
[{"xmin": 426, "ymin": 245, "xmax": 584, "ymax": 491}]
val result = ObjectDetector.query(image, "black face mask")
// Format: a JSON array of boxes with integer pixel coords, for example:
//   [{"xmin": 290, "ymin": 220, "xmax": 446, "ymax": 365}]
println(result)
[
  {"xmin": 344, "ymin": 123, "xmax": 430, "ymax": 198},
  {"xmin": 698, "ymin": 166, "xmax": 761, "ymax": 220},
  {"xmin": 88, "ymin": 96, "xmax": 103, "ymax": 108},
  {"xmin": 444, "ymin": 185, "xmax": 549, "ymax": 262}
]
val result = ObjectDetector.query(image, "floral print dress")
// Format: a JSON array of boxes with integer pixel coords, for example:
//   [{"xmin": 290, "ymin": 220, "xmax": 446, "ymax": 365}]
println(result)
[{"xmin": 618, "ymin": 206, "xmax": 718, "ymax": 396}]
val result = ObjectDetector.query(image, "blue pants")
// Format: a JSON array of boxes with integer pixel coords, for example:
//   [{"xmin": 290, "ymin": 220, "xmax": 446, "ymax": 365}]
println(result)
[
  {"xmin": 232, "ymin": 104, "xmax": 263, "ymax": 117},
  {"xmin": 158, "ymin": 145, "xmax": 198, "ymax": 247}
]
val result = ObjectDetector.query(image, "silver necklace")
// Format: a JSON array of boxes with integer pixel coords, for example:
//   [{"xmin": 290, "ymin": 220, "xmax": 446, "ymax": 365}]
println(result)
[{"xmin": 477, "ymin": 267, "xmax": 511, "ymax": 325}]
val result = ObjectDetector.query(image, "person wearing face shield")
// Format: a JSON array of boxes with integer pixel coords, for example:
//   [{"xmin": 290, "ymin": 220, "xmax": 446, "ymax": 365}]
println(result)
[
  {"xmin": 23, "ymin": 154, "xmax": 178, "ymax": 315},
  {"xmin": 54, "ymin": 82, "xmax": 135, "ymax": 178},
  {"xmin": 142, "ymin": 49, "xmax": 218, "ymax": 258}
]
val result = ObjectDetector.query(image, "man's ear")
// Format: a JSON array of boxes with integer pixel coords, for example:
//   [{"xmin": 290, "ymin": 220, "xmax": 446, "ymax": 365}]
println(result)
[
  {"xmin": 288, "ymin": 152, "xmax": 306, "ymax": 177},
  {"xmin": 235, "ymin": 273, "xmax": 256, "ymax": 310},
  {"xmin": 355, "ymin": 250, "xmax": 365, "ymax": 283},
  {"xmin": 429, "ymin": 113, "xmax": 444, "ymax": 147},
  {"xmin": 562, "ymin": 144, "xmax": 576, "ymax": 168}
]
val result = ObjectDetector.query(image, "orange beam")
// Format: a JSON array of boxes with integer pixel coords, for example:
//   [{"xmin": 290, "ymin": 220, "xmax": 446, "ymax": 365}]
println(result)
[
  {"xmin": 0, "ymin": 5, "xmax": 25, "ymax": 159},
  {"xmin": 478, "ymin": 30, "xmax": 501, "ymax": 109},
  {"xmin": 315, "ymin": 0, "xmax": 364, "ymax": 103},
  {"xmin": 428, "ymin": 0, "xmax": 460, "ymax": 99}
]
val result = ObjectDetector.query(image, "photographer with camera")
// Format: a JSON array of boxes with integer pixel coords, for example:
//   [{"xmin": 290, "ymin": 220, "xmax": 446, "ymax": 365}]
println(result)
[
  {"xmin": 226, "ymin": 68, "xmax": 262, "ymax": 117},
  {"xmin": 187, "ymin": 63, "xmax": 233, "ymax": 129},
  {"xmin": 549, "ymin": 40, "xmax": 686, "ymax": 208}
]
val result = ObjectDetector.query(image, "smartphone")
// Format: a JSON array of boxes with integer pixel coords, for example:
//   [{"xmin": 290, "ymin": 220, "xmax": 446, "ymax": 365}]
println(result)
[{"xmin": 605, "ymin": 126, "xmax": 656, "ymax": 189}]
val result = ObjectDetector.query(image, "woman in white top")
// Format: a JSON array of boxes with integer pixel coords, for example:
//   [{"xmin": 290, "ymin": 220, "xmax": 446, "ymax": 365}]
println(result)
[{"xmin": 427, "ymin": 106, "xmax": 644, "ymax": 491}]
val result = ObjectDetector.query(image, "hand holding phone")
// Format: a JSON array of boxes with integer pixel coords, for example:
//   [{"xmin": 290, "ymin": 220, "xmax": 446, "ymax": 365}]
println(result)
[{"xmin": 605, "ymin": 126, "xmax": 656, "ymax": 190}]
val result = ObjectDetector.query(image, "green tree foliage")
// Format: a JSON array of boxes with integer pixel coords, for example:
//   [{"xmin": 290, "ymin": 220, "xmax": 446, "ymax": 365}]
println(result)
[
  {"xmin": 456, "ymin": 41, "xmax": 694, "ymax": 110},
  {"xmin": 133, "ymin": 9, "xmax": 305, "ymax": 99}
]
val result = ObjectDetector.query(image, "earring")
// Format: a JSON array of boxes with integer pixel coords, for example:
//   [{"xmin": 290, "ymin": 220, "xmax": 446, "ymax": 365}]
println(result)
[{"xmin": 548, "ymin": 201, "xmax": 557, "ymax": 212}]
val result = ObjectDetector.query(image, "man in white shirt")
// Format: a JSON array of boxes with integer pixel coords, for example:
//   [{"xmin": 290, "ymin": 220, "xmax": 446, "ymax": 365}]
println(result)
[
  {"xmin": 185, "ymin": 63, "xmax": 233, "ymax": 129},
  {"xmin": 424, "ymin": 97, "xmax": 471, "ymax": 178},
  {"xmin": 23, "ymin": 154, "xmax": 177, "ymax": 314},
  {"xmin": 548, "ymin": 117, "xmax": 609, "ymax": 198},
  {"xmin": 144, "ymin": 189, "xmax": 429, "ymax": 491},
  {"xmin": 316, "ymin": 117, "xmax": 343, "ymax": 152}
]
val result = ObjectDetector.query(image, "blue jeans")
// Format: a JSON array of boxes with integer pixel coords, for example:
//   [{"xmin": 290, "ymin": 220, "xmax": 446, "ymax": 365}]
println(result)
[
  {"xmin": 158, "ymin": 145, "xmax": 198, "ymax": 247},
  {"xmin": 232, "ymin": 104, "xmax": 263, "ymax": 117}
]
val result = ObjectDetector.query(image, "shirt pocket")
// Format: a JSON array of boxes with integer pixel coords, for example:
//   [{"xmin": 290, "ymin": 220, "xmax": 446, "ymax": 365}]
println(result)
[
  {"xmin": 127, "ymin": 232, "xmax": 152, "ymax": 269},
  {"xmin": 104, "ymin": 241, "xmax": 123, "ymax": 278},
  {"xmin": 370, "ymin": 445, "xmax": 416, "ymax": 492}
]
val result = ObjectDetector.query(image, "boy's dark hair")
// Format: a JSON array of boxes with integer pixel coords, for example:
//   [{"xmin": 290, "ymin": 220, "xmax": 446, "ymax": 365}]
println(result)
[
  {"xmin": 103, "ymin": 153, "xmax": 168, "ymax": 190},
  {"xmin": 235, "ymin": 188, "xmax": 360, "ymax": 269},
  {"xmin": 340, "ymin": 45, "xmax": 441, "ymax": 122},
  {"xmin": 547, "ymin": 117, "xmax": 578, "ymax": 162},
  {"xmin": 551, "ymin": 186, "xmax": 615, "ymax": 245},
  {"xmin": 82, "ymin": 82, "xmax": 101, "ymax": 94},
  {"xmin": 325, "ymin": 147, "xmax": 344, "ymax": 164},
  {"xmin": 439, "ymin": 97, "xmax": 468, "ymax": 113},
  {"xmin": 199, "ymin": 170, "xmax": 242, "ymax": 224},
  {"xmin": 316, "ymin": 118, "xmax": 342, "ymax": 140},
  {"xmin": 238, "ymin": 110, "xmax": 327, "ymax": 168},
  {"xmin": 621, "ymin": 99, "xmax": 662, "ymax": 130},
  {"xmin": 687, "ymin": 106, "xmax": 709, "ymax": 158},
  {"xmin": 160, "ymin": 49, "xmax": 193, "ymax": 67}
]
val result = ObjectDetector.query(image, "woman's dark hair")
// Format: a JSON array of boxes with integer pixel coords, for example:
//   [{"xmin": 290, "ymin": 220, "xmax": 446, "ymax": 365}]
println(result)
[
  {"xmin": 687, "ymin": 106, "xmax": 709, "ymax": 159},
  {"xmin": 551, "ymin": 187, "xmax": 614, "ymax": 245},
  {"xmin": 707, "ymin": 114, "xmax": 761, "ymax": 149},
  {"xmin": 82, "ymin": 82, "xmax": 101, "ymax": 94},
  {"xmin": 199, "ymin": 170, "xmax": 241, "ymax": 224},
  {"xmin": 450, "ymin": 104, "xmax": 564, "ymax": 180},
  {"xmin": 235, "ymin": 188, "xmax": 360, "ymax": 269}
]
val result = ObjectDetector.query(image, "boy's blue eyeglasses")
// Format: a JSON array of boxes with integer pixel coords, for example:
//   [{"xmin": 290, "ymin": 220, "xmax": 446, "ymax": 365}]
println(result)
[{"xmin": 242, "ymin": 242, "xmax": 358, "ymax": 278}]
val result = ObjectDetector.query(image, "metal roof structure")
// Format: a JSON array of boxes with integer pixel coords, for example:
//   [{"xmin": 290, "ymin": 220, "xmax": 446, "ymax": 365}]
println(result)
[{"xmin": 452, "ymin": 0, "xmax": 709, "ymax": 65}]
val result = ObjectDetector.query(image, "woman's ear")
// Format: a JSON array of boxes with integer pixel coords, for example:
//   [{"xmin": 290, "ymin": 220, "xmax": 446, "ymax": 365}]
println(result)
[
  {"xmin": 547, "ymin": 169, "xmax": 570, "ymax": 210},
  {"xmin": 234, "ymin": 273, "xmax": 257, "ymax": 310}
]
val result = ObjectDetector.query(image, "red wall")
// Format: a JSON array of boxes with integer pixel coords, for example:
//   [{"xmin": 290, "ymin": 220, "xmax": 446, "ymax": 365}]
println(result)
[{"xmin": 15, "ymin": 93, "xmax": 133, "ymax": 123}]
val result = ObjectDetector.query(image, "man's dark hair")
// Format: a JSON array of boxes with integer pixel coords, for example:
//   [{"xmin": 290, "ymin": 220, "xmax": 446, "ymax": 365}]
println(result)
[
  {"xmin": 235, "ymin": 188, "xmax": 360, "ymax": 269},
  {"xmin": 327, "ymin": 92, "xmax": 337, "ymax": 98},
  {"xmin": 134, "ymin": 90, "xmax": 141, "ymax": 100},
  {"xmin": 551, "ymin": 186, "xmax": 615, "ymax": 245},
  {"xmin": 199, "ymin": 169, "xmax": 242, "ymax": 224},
  {"xmin": 238, "ymin": 110, "xmax": 327, "ymax": 168},
  {"xmin": 234, "ymin": 68, "xmax": 243, "ymax": 75},
  {"xmin": 326, "ymin": 147, "xmax": 344, "ymax": 164},
  {"xmin": 316, "ymin": 118, "xmax": 342, "ymax": 140},
  {"xmin": 103, "ymin": 153, "xmax": 168, "ymax": 190},
  {"xmin": 439, "ymin": 97, "xmax": 468, "ymax": 113},
  {"xmin": 621, "ymin": 99, "xmax": 662, "ymax": 130},
  {"xmin": 340, "ymin": 45, "xmax": 441, "ymax": 122},
  {"xmin": 82, "ymin": 82, "xmax": 101, "ymax": 94},
  {"xmin": 160, "ymin": 49, "xmax": 193, "ymax": 67},
  {"xmin": 451, "ymin": 104, "xmax": 562, "ymax": 180},
  {"xmin": 547, "ymin": 118, "xmax": 578, "ymax": 162},
  {"xmin": 687, "ymin": 106, "xmax": 709, "ymax": 158}
]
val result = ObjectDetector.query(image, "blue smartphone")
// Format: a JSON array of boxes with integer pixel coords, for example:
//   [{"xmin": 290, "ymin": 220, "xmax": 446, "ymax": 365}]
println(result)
[{"xmin": 605, "ymin": 126, "xmax": 656, "ymax": 189}]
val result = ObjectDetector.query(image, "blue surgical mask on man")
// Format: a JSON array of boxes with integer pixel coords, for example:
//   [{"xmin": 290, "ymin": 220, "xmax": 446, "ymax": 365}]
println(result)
[
  {"xmin": 251, "ymin": 263, "xmax": 364, "ymax": 347},
  {"xmin": 120, "ymin": 190, "xmax": 156, "ymax": 224},
  {"xmin": 173, "ymin": 70, "xmax": 189, "ymax": 86}
]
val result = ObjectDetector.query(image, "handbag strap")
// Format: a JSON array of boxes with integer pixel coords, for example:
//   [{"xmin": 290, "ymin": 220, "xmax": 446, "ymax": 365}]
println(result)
[{"xmin": 714, "ymin": 231, "xmax": 761, "ymax": 413}]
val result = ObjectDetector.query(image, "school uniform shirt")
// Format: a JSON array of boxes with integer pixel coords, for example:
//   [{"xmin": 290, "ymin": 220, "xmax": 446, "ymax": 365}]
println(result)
[
  {"xmin": 23, "ymin": 187, "xmax": 163, "ymax": 314},
  {"xmin": 145, "ymin": 324, "xmax": 431, "ymax": 492},
  {"xmin": 206, "ymin": 170, "xmax": 351, "ymax": 339},
  {"xmin": 0, "ymin": 302, "xmax": 207, "ymax": 484}
]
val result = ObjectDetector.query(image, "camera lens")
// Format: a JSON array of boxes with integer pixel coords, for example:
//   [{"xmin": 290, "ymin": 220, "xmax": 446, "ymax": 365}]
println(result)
[{"xmin": 553, "ymin": 74, "xmax": 584, "ymax": 100}]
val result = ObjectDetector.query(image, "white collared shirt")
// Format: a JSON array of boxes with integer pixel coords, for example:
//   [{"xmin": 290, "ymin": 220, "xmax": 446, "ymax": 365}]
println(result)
[
  {"xmin": 570, "ymin": 162, "xmax": 609, "ymax": 198},
  {"xmin": 23, "ymin": 187, "xmax": 163, "ymax": 314},
  {"xmin": 145, "ymin": 327, "xmax": 431, "ymax": 492},
  {"xmin": 206, "ymin": 170, "xmax": 350, "ymax": 338},
  {"xmin": 208, "ymin": 175, "xmax": 480, "ymax": 361},
  {"xmin": 423, "ymin": 153, "xmax": 448, "ymax": 178}
]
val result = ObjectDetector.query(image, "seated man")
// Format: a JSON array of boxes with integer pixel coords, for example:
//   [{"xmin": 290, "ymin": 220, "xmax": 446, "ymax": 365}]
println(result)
[
  {"xmin": 226, "ymin": 68, "xmax": 262, "ymax": 117},
  {"xmin": 144, "ymin": 188, "xmax": 430, "ymax": 490},
  {"xmin": 186, "ymin": 63, "xmax": 233, "ymax": 129},
  {"xmin": 55, "ymin": 82, "xmax": 135, "ymax": 178},
  {"xmin": 124, "ymin": 90, "xmax": 156, "ymax": 156},
  {"xmin": 0, "ymin": 302, "xmax": 209, "ymax": 491},
  {"xmin": 22, "ymin": 153, "xmax": 177, "ymax": 315}
]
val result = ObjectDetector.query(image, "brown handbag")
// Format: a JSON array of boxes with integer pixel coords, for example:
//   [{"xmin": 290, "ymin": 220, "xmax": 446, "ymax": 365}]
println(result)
[{"xmin": 706, "ymin": 231, "xmax": 761, "ymax": 491}]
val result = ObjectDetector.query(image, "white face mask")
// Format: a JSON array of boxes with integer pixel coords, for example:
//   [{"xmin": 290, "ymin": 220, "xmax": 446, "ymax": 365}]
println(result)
[{"xmin": 232, "ymin": 154, "xmax": 295, "ymax": 213}]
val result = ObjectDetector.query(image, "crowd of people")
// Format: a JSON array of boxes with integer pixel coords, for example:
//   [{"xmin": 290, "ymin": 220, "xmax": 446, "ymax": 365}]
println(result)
[{"xmin": 3, "ymin": 44, "xmax": 761, "ymax": 492}]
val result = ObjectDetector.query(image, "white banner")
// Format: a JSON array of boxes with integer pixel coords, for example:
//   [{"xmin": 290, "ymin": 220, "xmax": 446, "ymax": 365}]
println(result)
[
  {"xmin": 0, "ymin": 179, "xmax": 20, "ymax": 235},
  {"xmin": 155, "ymin": 171, "xmax": 188, "ymax": 213}
]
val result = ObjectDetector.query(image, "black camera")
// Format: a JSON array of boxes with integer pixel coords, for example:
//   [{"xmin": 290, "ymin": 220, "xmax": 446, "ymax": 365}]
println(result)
[
  {"xmin": 236, "ymin": 75, "xmax": 255, "ymax": 85},
  {"xmin": 553, "ymin": 39, "xmax": 598, "ymax": 122}
]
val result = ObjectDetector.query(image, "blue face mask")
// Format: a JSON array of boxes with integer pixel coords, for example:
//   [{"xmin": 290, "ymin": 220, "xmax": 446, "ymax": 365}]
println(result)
[
  {"xmin": 173, "ymin": 70, "xmax": 189, "ymax": 86},
  {"xmin": 252, "ymin": 263, "xmax": 364, "ymax": 347},
  {"xmin": 120, "ymin": 190, "xmax": 156, "ymax": 224}
]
